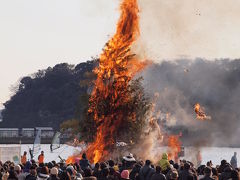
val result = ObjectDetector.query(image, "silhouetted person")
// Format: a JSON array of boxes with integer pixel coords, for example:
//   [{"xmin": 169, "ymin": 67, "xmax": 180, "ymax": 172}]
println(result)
[{"xmin": 230, "ymin": 152, "xmax": 237, "ymax": 169}]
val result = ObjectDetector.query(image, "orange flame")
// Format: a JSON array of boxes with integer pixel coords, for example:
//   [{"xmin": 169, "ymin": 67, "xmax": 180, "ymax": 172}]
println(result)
[
  {"xmin": 167, "ymin": 135, "xmax": 181, "ymax": 162},
  {"xmin": 81, "ymin": 0, "xmax": 146, "ymax": 163},
  {"xmin": 66, "ymin": 156, "xmax": 75, "ymax": 164},
  {"xmin": 194, "ymin": 103, "xmax": 211, "ymax": 120}
]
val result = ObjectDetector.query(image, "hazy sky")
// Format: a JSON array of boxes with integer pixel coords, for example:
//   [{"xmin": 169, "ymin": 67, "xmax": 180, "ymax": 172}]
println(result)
[
  {"xmin": 0, "ymin": 0, "xmax": 119, "ymax": 106},
  {"xmin": 1, "ymin": 0, "xmax": 240, "ymax": 107},
  {"xmin": 137, "ymin": 0, "xmax": 240, "ymax": 60}
]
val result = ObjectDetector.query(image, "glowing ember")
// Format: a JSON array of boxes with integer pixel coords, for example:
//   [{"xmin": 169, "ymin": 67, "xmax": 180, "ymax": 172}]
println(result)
[
  {"xmin": 81, "ymin": 0, "xmax": 146, "ymax": 163},
  {"xmin": 167, "ymin": 134, "xmax": 181, "ymax": 162},
  {"xmin": 194, "ymin": 103, "xmax": 211, "ymax": 120}
]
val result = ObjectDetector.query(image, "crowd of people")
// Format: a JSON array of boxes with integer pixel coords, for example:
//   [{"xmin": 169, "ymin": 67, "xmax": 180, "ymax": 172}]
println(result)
[{"xmin": 0, "ymin": 151, "xmax": 239, "ymax": 180}]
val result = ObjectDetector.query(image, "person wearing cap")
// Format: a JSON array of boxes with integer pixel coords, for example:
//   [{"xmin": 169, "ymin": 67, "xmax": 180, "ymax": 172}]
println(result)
[
  {"xmin": 139, "ymin": 160, "xmax": 155, "ymax": 180},
  {"xmin": 122, "ymin": 154, "xmax": 136, "ymax": 171},
  {"xmin": 48, "ymin": 167, "xmax": 59, "ymax": 180},
  {"xmin": 21, "ymin": 151, "xmax": 27, "ymax": 165},
  {"xmin": 151, "ymin": 166, "xmax": 166, "ymax": 180}
]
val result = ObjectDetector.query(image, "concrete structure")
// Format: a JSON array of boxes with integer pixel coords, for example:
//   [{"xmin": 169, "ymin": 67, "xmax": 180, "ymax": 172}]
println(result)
[
  {"xmin": 21, "ymin": 128, "xmax": 34, "ymax": 137},
  {"xmin": 0, "ymin": 128, "xmax": 19, "ymax": 138},
  {"xmin": 0, "ymin": 127, "xmax": 70, "ymax": 144}
]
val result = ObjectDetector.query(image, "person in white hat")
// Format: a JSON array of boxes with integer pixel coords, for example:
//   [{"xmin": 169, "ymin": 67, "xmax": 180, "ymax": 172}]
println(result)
[{"xmin": 48, "ymin": 167, "xmax": 59, "ymax": 180}]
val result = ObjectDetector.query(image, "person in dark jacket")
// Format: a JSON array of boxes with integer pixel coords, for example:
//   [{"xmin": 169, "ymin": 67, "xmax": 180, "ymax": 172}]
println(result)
[
  {"xmin": 178, "ymin": 163, "xmax": 195, "ymax": 180},
  {"xmin": 26, "ymin": 166, "xmax": 37, "ymax": 180},
  {"xmin": 108, "ymin": 160, "xmax": 121, "ymax": 180},
  {"xmin": 7, "ymin": 170, "xmax": 18, "ymax": 180},
  {"xmin": 80, "ymin": 153, "xmax": 91, "ymax": 171},
  {"xmin": 130, "ymin": 163, "xmax": 142, "ymax": 180},
  {"xmin": 218, "ymin": 160, "xmax": 228, "ymax": 174},
  {"xmin": 74, "ymin": 163, "xmax": 83, "ymax": 175},
  {"xmin": 139, "ymin": 160, "xmax": 155, "ymax": 180},
  {"xmin": 200, "ymin": 167, "xmax": 214, "ymax": 180},
  {"xmin": 99, "ymin": 168, "xmax": 109, "ymax": 180},
  {"xmin": 60, "ymin": 171, "xmax": 71, "ymax": 180},
  {"xmin": 83, "ymin": 167, "xmax": 97, "ymax": 180},
  {"xmin": 166, "ymin": 166, "xmax": 178, "ymax": 180},
  {"xmin": 119, "ymin": 160, "xmax": 127, "ymax": 173},
  {"xmin": 211, "ymin": 168, "xmax": 218, "ymax": 180},
  {"xmin": 151, "ymin": 166, "xmax": 166, "ymax": 180},
  {"xmin": 231, "ymin": 169, "xmax": 239, "ymax": 180},
  {"xmin": 197, "ymin": 165, "xmax": 206, "ymax": 177},
  {"xmin": 219, "ymin": 166, "xmax": 232, "ymax": 180},
  {"xmin": 93, "ymin": 163, "xmax": 100, "ymax": 179},
  {"xmin": 37, "ymin": 166, "xmax": 49, "ymax": 180},
  {"xmin": 169, "ymin": 171, "xmax": 178, "ymax": 180}
]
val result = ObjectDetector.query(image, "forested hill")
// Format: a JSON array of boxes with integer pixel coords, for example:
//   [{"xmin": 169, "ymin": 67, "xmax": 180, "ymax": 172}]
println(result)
[{"xmin": 0, "ymin": 60, "xmax": 96, "ymax": 130}]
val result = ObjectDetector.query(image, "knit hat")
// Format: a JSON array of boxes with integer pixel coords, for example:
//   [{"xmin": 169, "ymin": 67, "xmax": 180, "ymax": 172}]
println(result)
[
  {"xmin": 113, "ymin": 165, "xmax": 119, "ymax": 172},
  {"xmin": 121, "ymin": 170, "xmax": 129, "ymax": 179},
  {"xmin": 14, "ymin": 165, "xmax": 21, "ymax": 172},
  {"xmin": 170, "ymin": 171, "xmax": 178, "ymax": 179},
  {"xmin": 50, "ymin": 167, "xmax": 58, "ymax": 175}
]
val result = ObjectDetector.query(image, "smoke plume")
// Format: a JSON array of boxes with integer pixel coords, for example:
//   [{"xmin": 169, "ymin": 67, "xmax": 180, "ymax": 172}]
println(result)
[{"xmin": 141, "ymin": 59, "xmax": 240, "ymax": 147}]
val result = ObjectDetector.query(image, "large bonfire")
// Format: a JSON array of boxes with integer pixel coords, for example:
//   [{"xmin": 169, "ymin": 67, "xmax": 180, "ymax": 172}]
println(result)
[
  {"xmin": 84, "ymin": 0, "xmax": 145, "ymax": 163},
  {"xmin": 67, "ymin": 0, "xmax": 182, "ymax": 164}
]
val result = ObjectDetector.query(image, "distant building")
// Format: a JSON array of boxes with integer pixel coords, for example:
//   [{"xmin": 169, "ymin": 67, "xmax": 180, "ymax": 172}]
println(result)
[
  {"xmin": 35, "ymin": 127, "xmax": 54, "ymax": 138},
  {"xmin": 0, "ymin": 127, "xmax": 70, "ymax": 144},
  {"xmin": 0, "ymin": 128, "xmax": 19, "ymax": 138},
  {"xmin": 21, "ymin": 128, "xmax": 35, "ymax": 137},
  {"xmin": 0, "ymin": 127, "xmax": 55, "ymax": 138}
]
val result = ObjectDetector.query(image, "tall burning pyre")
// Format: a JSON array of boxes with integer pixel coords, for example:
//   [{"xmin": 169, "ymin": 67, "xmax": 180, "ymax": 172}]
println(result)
[{"xmin": 84, "ymin": 0, "xmax": 146, "ymax": 163}]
